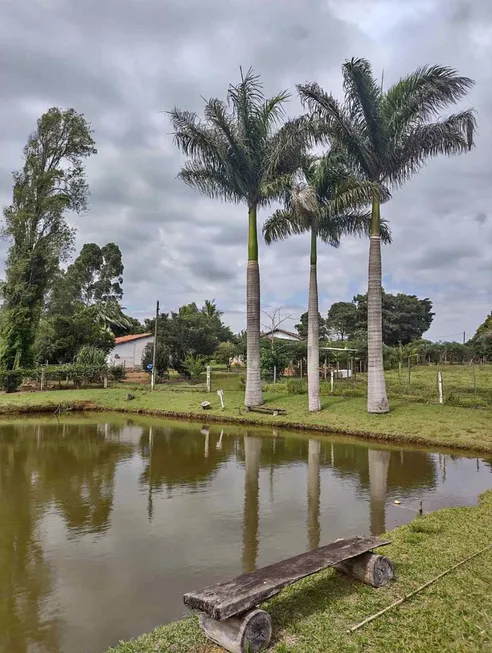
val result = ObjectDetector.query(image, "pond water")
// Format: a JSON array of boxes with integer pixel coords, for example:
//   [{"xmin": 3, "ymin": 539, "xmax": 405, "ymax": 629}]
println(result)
[{"xmin": 1, "ymin": 415, "xmax": 491, "ymax": 653}]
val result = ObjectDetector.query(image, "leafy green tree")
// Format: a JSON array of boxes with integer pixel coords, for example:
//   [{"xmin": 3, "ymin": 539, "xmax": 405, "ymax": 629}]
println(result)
[
  {"xmin": 260, "ymin": 339, "xmax": 291, "ymax": 380},
  {"xmin": 184, "ymin": 354, "xmax": 207, "ymax": 378},
  {"xmin": 352, "ymin": 291, "xmax": 434, "ymax": 346},
  {"xmin": 299, "ymin": 59, "xmax": 476, "ymax": 413},
  {"xmin": 170, "ymin": 69, "xmax": 309, "ymax": 407},
  {"xmin": 35, "ymin": 306, "xmax": 114, "ymax": 364},
  {"xmin": 470, "ymin": 313, "xmax": 492, "ymax": 360},
  {"xmin": 263, "ymin": 152, "xmax": 389, "ymax": 412},
  {"xmin": 326, "ymin": 302, "xmax": 359, "ymax": 341},
  {"xmin": 62, "ymin": 242, "xmax": 123, "ymax": 306},
  {"xmin": 215, "ymin": 341, "xmax": 237, "ymax": 369},
  {"xmin": 0, "ymin": 108, "xmax": 96, "ymax": 368},
  {"xmin": 295, "ymin": 311, "xmax": 328, "ymax": 340},
  {"xmin": 75, "ymin": 345, "xmax": 107, "ymax": 366},
  {"xmin": 141, "ymin": 341, "xmax": 169, "ymax": 377}
]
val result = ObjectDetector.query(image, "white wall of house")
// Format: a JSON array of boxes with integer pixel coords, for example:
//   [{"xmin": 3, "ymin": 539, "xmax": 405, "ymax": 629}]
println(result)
[{"xmin": 108, "ymin": 336, "xmax": 153, "ymax": 370}]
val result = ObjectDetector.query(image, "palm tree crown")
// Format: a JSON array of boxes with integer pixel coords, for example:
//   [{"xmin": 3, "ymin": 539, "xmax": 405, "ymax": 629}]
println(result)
[{"xmin": 298, "ymin": 58, "xmax": 476, "ymax": 187}]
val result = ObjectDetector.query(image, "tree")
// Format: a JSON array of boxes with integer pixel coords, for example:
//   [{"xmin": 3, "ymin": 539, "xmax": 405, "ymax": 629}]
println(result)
[
  {"xmin": 295, "ymin": 311, "xmax": 327, "ymax": 340},
  {"xmin": 352, "ymin": 291, "xmax": 434, "ymax": 346},
  {"xmin": 299, "ymin": 59, "xmax": 476, "ymax": 412},
  {"xmin": 0, "ymin": 108, "xmax": 96, "ymax": 368},
  {"xmin": 169, "ymin": 69, "xmax": 308, "ymax": 407},
  {"xmin": 215, "ymin": 341, "xmax": 237, "ymax": 369},
  {"xmin": 326, "ymin": 302, "xmax": 359, "ymax": 340},
  {"xmin": 35, "ymin": 305, "xmax": 114, "ymax": 364},
  {"xmin": 470, "ymin": 313, "xmax": 492, "ymax": 360},
  {"xmin": 141, "ymin": 341, "xmax": 169, "ymax": 377},
  {"xmin": 62, "ymin": 242, "xmax": 123, "ymax": 306},
  {"xmin": 263, "ymin": 152, "xmax": 389, "ymax": 411}
]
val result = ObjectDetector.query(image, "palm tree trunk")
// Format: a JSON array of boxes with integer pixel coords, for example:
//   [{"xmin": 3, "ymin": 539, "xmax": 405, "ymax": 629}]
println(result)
[
  {"xmin": 367, "ymin": 199, "xmax": 389, "ymax": 413},
  {"xmin": 245, "ymin": 205, "xmax": 263, "ymax": 407},
  {"xmin": 307, "ymin": 228, "xmax": 321, "ymax": 411}
]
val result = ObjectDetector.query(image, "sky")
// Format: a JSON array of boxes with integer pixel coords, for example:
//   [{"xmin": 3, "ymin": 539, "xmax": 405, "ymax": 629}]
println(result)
[{"xmin": 1, "ymin": 0, "xmax": 491, "ymax": 341}]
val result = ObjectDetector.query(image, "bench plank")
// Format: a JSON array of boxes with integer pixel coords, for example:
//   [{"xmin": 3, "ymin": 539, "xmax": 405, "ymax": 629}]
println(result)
[{"xmin": 184, "ymin": 535, "xmax": 390, "ymax": 620}]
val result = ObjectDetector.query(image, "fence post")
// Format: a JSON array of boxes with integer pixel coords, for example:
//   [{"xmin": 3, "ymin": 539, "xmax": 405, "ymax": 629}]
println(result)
[
  {"xmin": 473, "ymin": 364, "xmax": 476, "ymax": 394},
  {"xmin": 324, "ymin": 357, "xmax": 327, "ymax": 381},
  {"xmin": 273, "ymin": 365, "xmax": 277, "ymax": 384},
  {"xmin": 40, "ymin": 367, "xmax": 45, "ymax": 392},
  {"xmin": 437, "ymin": 370, "xmax": 443, "ymax": 405},
  {"xmin": 407, "ymin": 358, "xmax": 411, "ymax": 385},
  {"xmin": 330, "ymin": 370, "xmax": 334, "ymax": 394},
  {"xmin": 398, "ymin": 361, "xmax": 402, "ymax": 383},
  {"xmin": 206, "ymin": 366, "xmax": 211, "ymax": 392}
]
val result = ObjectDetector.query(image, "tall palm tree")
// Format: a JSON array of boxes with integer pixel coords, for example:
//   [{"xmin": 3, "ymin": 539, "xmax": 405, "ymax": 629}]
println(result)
[
  {"xmin": 263, "ymin": 153, "xmax": 390, "ymax": 411},
  {"xmin": 169, "ymin": 69, "xmax": 308, "ymax": 407},
  {"xmin": 298, "ymin": 59, "xmax": 476, "ymax": 413}
]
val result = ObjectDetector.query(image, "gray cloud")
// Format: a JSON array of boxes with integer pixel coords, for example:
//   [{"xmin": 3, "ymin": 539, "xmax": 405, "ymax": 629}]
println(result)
[{"xmin": 0, "ymin": 0, "xmax": 491, "ymax": 338}]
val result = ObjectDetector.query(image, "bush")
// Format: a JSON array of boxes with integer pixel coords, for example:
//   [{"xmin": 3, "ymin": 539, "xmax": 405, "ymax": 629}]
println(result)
[
  {"xmin": 108, "ymin": 365, "xmax": 126, "ymax": 382},
  {"xmin": 0, "ymin": 369, "xmax": 24, "ymax": 393},
  {"xmin": 141, "ymin": 342, "xmax": 169, "ymax": 377},
  {"xmin": 184, "ymin": 354, "xmax": 207, "ymax": 378},
  {"xmin": 75, "ymin": 345, "xmax": 108, "ymax": 366},
  {"xmin": 286, "ymin": 378, "xmax": 308, "ymax": 395}
]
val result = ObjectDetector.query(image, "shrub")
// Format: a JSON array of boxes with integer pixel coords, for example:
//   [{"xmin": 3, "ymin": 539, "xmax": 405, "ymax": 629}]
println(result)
[
  {"xmin": 108, "ymin": 365, "xmax": 126, "ymax": 382},
  {"xmin": 184, "ymin": 354, "xmax": 207, "ymax": 378},
  {"xmin": 286, "ymin": 378, "xmax": 307, "ymax": 395},
  {"xmin": 75, "ymin": 345, "xmax": 107, "ymax": 366},
  {"xmin": 0, "ymin": 369, "xmax": 24, "ymax": 393}
]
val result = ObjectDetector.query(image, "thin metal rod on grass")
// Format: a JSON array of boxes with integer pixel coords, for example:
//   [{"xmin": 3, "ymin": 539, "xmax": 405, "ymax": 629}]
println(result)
[{"xmin": 347, "ymin": 543, "xmax": 492, "ymax": 634}]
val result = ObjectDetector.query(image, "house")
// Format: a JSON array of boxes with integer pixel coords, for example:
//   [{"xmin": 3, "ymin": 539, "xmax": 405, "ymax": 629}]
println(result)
[
  {"xmin": 107, "ymin": 333, "xmax": 153, "ymax": 370},
  {"xmin": 261, "ymin": 328, "xmax": 302, "ymax": 341}
]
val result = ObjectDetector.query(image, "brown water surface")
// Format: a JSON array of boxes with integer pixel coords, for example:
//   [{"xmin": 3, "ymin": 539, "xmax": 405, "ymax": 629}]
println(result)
[{"xmin": 0, "ymin": 414, "xmax": 491, "ymax": 653}]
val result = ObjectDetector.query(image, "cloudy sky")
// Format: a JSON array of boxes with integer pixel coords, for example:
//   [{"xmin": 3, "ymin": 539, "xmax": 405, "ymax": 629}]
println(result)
[{"xmin": 1, "ymin": 0, "xmax": 491, "ymax": 340}]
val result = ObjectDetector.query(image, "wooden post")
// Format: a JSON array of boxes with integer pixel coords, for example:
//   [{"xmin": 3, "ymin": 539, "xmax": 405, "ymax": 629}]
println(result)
[
  {"xmin": 103, "ymin": 375, "xmax": 108, "ymax": 389},
  {"xmin": 199, "ymin": 609, "xmax": 272, "ymax": 653},
  {"xmin": 398, "ymin": 361, "xmax": 402, "ymax": 383},
  {"xmin": 324, "ymin": 357, "xmax": 327, "ymax": 380},
  {"xmin": 335, "ymin": 552, "xmax": 393, "ymax": 588},
  {"xmin": 273, "ymin": 365, "xmax": 277, "ymax": 384},
  {"xmin": 330, "ymin": 370, "xmax": 334, "ymax": 393},
  {"xmin": 40, "ymin": 367, "xmax": 45, "ymax": 392},
  {"xmin": 407, "ymin": 358, "xmax": 411, "ymax": 385},
  {"xmin": 438, "ymin": 370, "xmax": 443, "ymax": 404},
  {"xmin": 206, "ymin": 366, "xmax": 212, "ymax": 392},
  {"xmin": 299, "ymin": 359, "xmax": 303, "ymax": 379},
  {"xmin": 473, "ymin": 364, "xmax": 476, "ymax": 394}
]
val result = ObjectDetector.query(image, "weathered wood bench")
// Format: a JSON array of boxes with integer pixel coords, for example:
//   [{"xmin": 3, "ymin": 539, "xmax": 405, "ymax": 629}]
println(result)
[
  {"xmin": 184, "ymin": 535, "xmax": 393, "ymax": 653},
  {"xmin": 244, "ymin": 406, "xmax": 286, "ymax": 416}
]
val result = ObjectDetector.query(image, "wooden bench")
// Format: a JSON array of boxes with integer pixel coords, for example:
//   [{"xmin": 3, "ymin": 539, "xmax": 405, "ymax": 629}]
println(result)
[
  {"xmin": 244, "ymin": 406, "xmax": 286, "ymax": 416},
  {"xmin": 184, "ymin": 535, "xmax": 393, "ymax": 653}
]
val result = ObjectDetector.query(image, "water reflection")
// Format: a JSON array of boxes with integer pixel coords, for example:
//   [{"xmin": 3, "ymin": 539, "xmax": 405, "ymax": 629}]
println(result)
[{"xmin": 0, "ymin": 417, "xmax": 490, "ymax": 653}]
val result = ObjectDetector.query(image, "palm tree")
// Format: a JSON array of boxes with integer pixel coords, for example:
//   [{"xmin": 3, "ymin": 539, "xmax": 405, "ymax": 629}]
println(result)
[
  {"xmin": 298, "ymin": 59, "xmax": 476, "ymax": 413},
  {"xmin": 263, "ymin": 153, "xmax": 390, "ymax": 412},
  {"xmin": 169, "ymin": 69, "xmax": 308, "ymax": 407}
]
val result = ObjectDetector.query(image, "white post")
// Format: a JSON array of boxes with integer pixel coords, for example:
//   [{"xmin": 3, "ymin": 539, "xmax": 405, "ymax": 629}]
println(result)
[
  {"xmin": 217, "ymin": 388, "xmax": 225, "ymax": 409},
  {"xmin": 40, "ymin": 367, "xmax": 45, "ymax": 392},
  {"xmin": 216, "ymin": 429, "xmax": 224, "ymax": 449},
  {"xmin": 151, "ymin": 300, "xmax": 159, "ymax": 391},
  {"xmin": 206, "ymin": 365, "xmax": 212, "ymax": 392},
  {"xmin": 438, "ymin": 370, "xmax": 443, "ymax": 405},
  {"xmin": 273, "ymin": 365, "xmax": 277, "ymax": 384},
  {"xmin": 330, "ymin": 370, "xmax": 334, "ymax": 393}
]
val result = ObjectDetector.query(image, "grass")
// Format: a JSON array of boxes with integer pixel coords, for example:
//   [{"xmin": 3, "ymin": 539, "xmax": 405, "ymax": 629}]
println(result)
[
  {"xmin": 1, "ymin": 378, "xmax": 492, "ymax": 452},
  {"xmin": 107, "ymin": 490, "xmax": 492, "ymax": 653}
]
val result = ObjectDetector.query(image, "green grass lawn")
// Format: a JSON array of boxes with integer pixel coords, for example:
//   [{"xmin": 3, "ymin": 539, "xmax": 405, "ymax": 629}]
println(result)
[
  {"xmin": 1, "ymin": 380, "xmax": 492, "ymax": 452},
  {"xmin": 107, "ymin": 490, "xmax": 492, "ymax": 653}
]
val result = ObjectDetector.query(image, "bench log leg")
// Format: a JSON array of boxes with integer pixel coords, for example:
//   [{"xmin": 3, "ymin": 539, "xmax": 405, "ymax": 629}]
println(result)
[
  {"xmin": 199, "ymin": 608, "xmax": 272, "ymax": 653},
  {"xmin": 335, "ymin": 552, "xmax": 393, "ymax": 588}
]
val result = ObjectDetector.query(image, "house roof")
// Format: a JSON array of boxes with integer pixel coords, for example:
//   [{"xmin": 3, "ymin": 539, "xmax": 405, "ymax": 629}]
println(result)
[
  {"xmin": 114, "ymin": 333, "xmax": 152, "ymax": 345},
  {"xmin": 261, "ymin": 328, "xmax": 301, "ymax": 340}
]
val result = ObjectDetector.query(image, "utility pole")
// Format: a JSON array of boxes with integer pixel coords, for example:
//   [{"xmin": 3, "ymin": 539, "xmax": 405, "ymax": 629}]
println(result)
[
  {"xmin": 151, "ymin": 300, "xmax": 159, "ymax": 391},
  {"xmin": 463, "ymin": 331, "xmax": 466, "ymax": 345}
]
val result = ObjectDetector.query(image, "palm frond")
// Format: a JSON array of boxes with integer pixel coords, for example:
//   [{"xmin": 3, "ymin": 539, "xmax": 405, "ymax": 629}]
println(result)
[
  {"xmin": 387, "ymin": 109, "xmax": 476, "ymax": 186},
  {"xmin": 168, "ymin": 108, "xmax": 223, "ymax": 167},
  {"xmin": 262, "ymin": 209, "xmax": 307, "ymax": 244},
  {"xmin": 262, "ymin": 116, "xmax": 311, "ymax": 192},
  {"xmin": 342, "ymin": 58, "xmax": 384, "ymax": 155},
  {"xmin": 318, "ymin": 211, "xmax": 392, "ymax": 245},
  {"xmin": 297, "ymin": 82, "xmax": 375, "ymax": 178},
  {"xmin": 227, "ymin": 67, "xmax": 264, "ymax": 147},
  {"xmin": 382, "ymin": 65, "xmax": 475, "ymax": 137},
  {"xmin": 178, "ymin": 162, "xmax": 242, "ymax": 202}
]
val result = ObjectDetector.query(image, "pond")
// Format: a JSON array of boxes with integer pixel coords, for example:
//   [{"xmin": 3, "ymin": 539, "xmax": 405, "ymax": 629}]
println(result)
[{"xmin": 1, "ymin": 415, "xmax": 491, "ymax": 653}]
